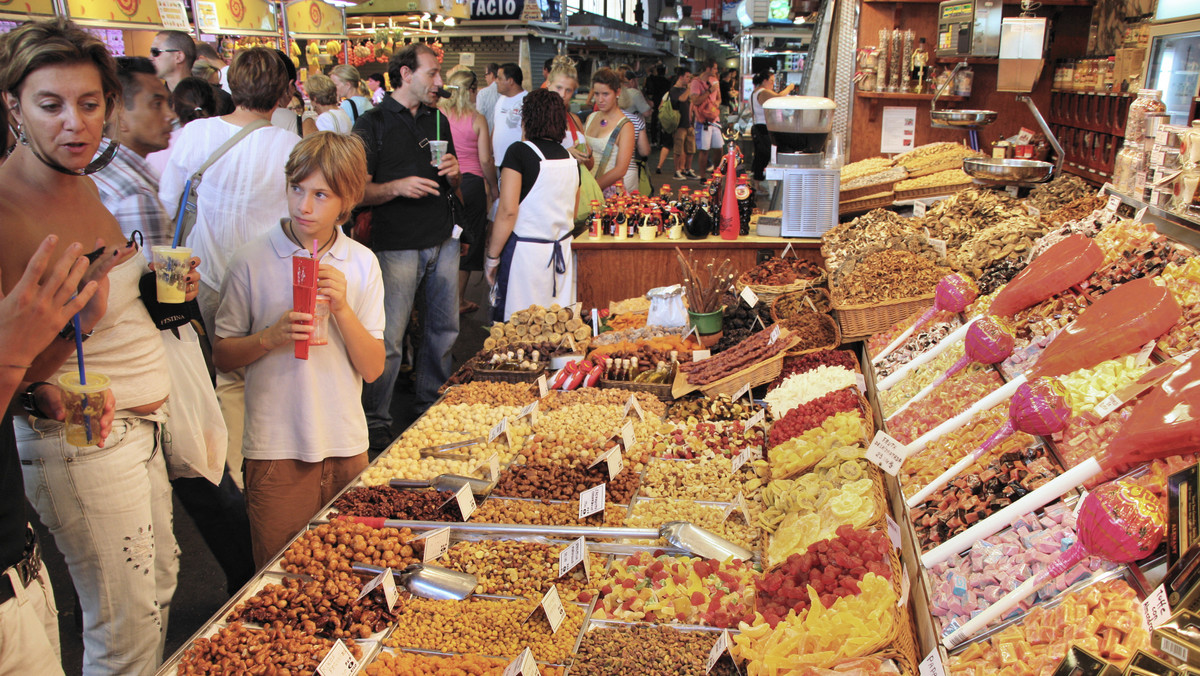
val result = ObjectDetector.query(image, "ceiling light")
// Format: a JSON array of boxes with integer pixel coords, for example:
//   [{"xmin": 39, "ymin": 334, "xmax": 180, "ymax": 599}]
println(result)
[{"xmin": 445, "ymin": 16, "xmax": 455, "ymax": 25}]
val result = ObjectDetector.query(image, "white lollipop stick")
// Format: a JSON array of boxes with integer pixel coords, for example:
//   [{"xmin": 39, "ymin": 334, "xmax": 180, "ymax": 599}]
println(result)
[
  {"xmin": 903, "ymin": 374, "xmax": 1026, "ymax": 458},
  {"xmin": 873, "ymin": 306, "xmax": 939, "ymax": 366},
  {"xmin": 877, "ymin": 318, "xmax": 977, "ymax": 392},
  {"xmin": 906, "ymin": 421, "xmax": 1013, "ymax": 508}
]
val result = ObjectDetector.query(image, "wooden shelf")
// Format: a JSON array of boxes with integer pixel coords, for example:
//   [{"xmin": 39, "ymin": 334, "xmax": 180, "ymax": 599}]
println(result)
[
  {"xmin": 856, "ymin": 90, "xmax": 968, "ymax": 121},
  {"xmin": 1051, "ymin": 89, "xmax": 1135, "ymax": 98},
  {"xmin": 932, "ymin": 56, "xmax": 999, "ymax": 65}
]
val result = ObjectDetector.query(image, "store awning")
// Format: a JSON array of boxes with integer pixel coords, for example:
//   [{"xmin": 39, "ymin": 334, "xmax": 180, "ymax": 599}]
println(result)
[
  {"xmin": 0, "ymin": 0, "xmax": 55, "ymax": 23},
  {"xmin": 194, "ymin": 0, "xmax": 280, "ymax": 36},
  {"xmin": 62, "ymin": 0, "xmax": 170, "ymax": 30},
  {"xmin": 285, "ymin": 0, "xmax": 347, "ymax": 38},
  {"xmin": 346, "ymin": 0, "xmax": 470, "ymax": 20}
]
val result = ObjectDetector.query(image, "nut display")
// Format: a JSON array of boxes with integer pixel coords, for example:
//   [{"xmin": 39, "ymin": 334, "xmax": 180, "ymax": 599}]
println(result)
[
  {"xmin": 440, "ymin": 381, "xmax": 539, "ymax": 407},
  {"xmin": 175, "ymin": 622, "xmax": 360, "ymax": 675},
  {"xmin": 331, "ymin": 486, "xmax": 457, "ymax": 521},
  {"xmin": 666, "ymin": 394, "xmax": 758, "ymax": 423},
  {"xmin": 383, "ymin": 597, "xmax": 585, "ymax": 663},
  {"xmin": 624, "ymin": 499, "xmax": 760, "ymax": 550},
  {"xmin": 364, "ymin": 651, "xmax": 565, "ymax": 676},
  {"xmin": 227, "ymin": 575, "xmax": 396, "ymax": 639},
  {"xmin": 485, "ymin": 303, "xmax": 588, "ymax": 351},
  {"xmin": 571, "ymin": 624, "xmax": 740, "ymax": 676},
  {"xmin": 472, "ymin": 498, "xmax": 625, "ymax": 528},
  {"xmin": 440, "ymin": 539, "xmax": 605, "ymax": 601},
  {"xmin": 638, "ymin": 456, "xmax": 763, "ymax": 502},
  {"xmin": 831, "ymin": 250, "xmax": 953, "ymax": 306},
  {"xmin": 492, "ymin": 462, "xmax": 640, "ymax": 504},
  {"xmin": 280, "ymin": 521, "xmax": 419, "ymax": 582},
  {"xmin": 539, "ymin": 389, "xmax": 666, "ymax": 416}
]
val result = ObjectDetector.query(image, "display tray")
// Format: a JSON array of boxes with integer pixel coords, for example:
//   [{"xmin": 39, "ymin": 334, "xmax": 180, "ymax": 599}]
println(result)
[
  {"xmin": 893, "ymin": 183, "xmax": 973, "ymax": 201},
  {"xmin": 598, "ymin": 377, "xmax": 674, "ymax": 401},
  {"xmin": 671, "ymin": 328, "xmax": 800, "ymax": 400},
  {"xmin": 783, "ymin": 312, "xmax": 842, "ymax": 357},
  {"xmin": 832, "ymin": 293, "xmax": 936, "ymax": 340},
  {"xmin": 839, "ymin": 192, "xmax": 896, "ymax": 216},
  {"xmin": 734, "ymin": 270, "xmax": 828, "ymax": 306},
  {"xmin": 841, "ymin": 180, "xmax": 900, "ymax": 202}
]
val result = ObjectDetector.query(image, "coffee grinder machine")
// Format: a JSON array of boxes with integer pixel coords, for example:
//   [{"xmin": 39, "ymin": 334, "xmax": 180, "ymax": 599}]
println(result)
[{"xmin": 763, "ymin": 96, "xmax": 839, "ymax": 238}]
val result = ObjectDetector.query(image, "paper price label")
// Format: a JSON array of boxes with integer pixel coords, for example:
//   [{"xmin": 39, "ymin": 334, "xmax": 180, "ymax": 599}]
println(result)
[
  {"xmin": 866, "ymin": 431, "xmax": 905, "ymax": 476},
  {"xmin": 929, "ymin": 238, "xmax": 948, "ymax": 257},
  {"xmin": 1073, "ymin": 490, "xmax": 1089, "ymax": 520},
  {"xmin": 706, "ymin": 630, "xmax": 733, "ymax": 673},
  {"xmin": 523, "ymin": 585, "xmax": 567, "ymax": 634},
  {"xmin": 624, "ymin": 394, "xmax": 646, "ymax": 422},
  {"xmin": 1026, "ymin": 204, "xmax": 1041, "ymax": 218},
  {"xmin": 536, "ymin": 373, "xmax": 549, "ymax": 398},
  {"xmin": 579, "ymin": 484, "xmax": 606, "ymax": 518},
  {"xmin": 619, "ymin": 419, "xmax": 636, "ymax": 451},
  {"xmin": 746, "ymin": 408, "xmax": 766, "ymax": 430},
  {"xmin": 591, "ymin": 308, "xmax": 600, "ymax": 337},
  {"xmin": 692, "ymin": 349, "xmax": 711, "ymax": 362},
  {"xmin": 519, "ymin": 400, "xmax": 539, "ymax": 422},
  {"xmin": 1094, "ymin": 393, "xmax": 1123, "ymax": 419},
  {"xmin": 722, "ymin": 492, "xmax": 752, "ymax": 524},
  {"xmin": 454, "ymin": 483, "xmax": 476, "ymax": 521},
  {"xmin": 913, "ymin": 200, "xmax": 927, "ymax": 218},
  {"xmin": 855, "ymin": 373, "xmax": 867, "ymax": 394},
  {"xmin": 733, "ymin": 382, "xmax": 752, "ymax": 403},
  {"xmin": 1136, "ymin": 340, "xmax": 1156, "ymax": 366},
  {"xmin": 316, "ymin": 640, "xmax": 360, "ymax": 676},
  {"xmin": 780, "ymin": 242, "xmax": 795, "ymax": 259},
  {"xmin": 1145, "ymin": 584, "xmax": 1172, "ymax": 628},
  {"xmin": 769, "ymin": 324, "xmax": 780, "ymax": 345},
  {"xmin": 740, "ymin": 285, "xmax": 759, "ymax": 308},
  {"xmin": 754, "ymin": 313, "xmax": 766, "ymax": 332},
  {"xmin": 557, "ymin": 536, "xmax": 589, "ymax": 580},
  {"xmin": 1136, "ymin": 206, "xmax": 1149, "ymax": 223},
  {"xmin": 503, "ymin": 648, "xmax": 541, "ymax": 676},
  {"xmin": 918, "ymin": 648, "xmax": 947, "ymax": 676},
  {"xmin": 731, "ymin": 446, "xmax": 762, "ymax": 474},
  {"xmin": 886, "ymin": 514, "xmax": 902, "ymax": 549},
  {"xmin": 356, "ymin": 567, "xmax": 397, "ymax": 610},
  {"xmin": 477, "ymin": 453, "xmax": 500, "ymax": 482},
  {"xmin": 588, "ymin": 447, "xmax": 624, "ymax": 480},
  {"xmin": 682, "ymin": 323, "xmax": 698, "ymax": 343},
  {"xmin": 1106, "ymin": 194, "xmax": 1122, "ymax": 212},
  {"xmin": 489, "ymin": 417, "xmax": 511, "ymax": 445},
  {"xmin": 1006, "ymin": 185, "xmax": 1020, "ymax": 198},
  {"xmin": 898, "ymin": 563, "xmax": 911, "ymax": 608},
  {"xmin": 418, "ymin": 527, "xmax": 451, "ymax": 563}
]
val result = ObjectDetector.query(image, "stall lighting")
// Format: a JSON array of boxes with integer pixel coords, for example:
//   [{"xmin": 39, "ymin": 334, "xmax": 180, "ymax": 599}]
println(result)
[{"xmin": 445, "ymin": 16, "xmax": 456, "ymax": 25}]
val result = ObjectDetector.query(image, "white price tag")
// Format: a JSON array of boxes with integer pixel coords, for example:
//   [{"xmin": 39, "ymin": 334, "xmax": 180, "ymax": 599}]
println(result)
[
  {"xmin": 1181, "ymin": 348, "xmax": 1200, "ymax": 363},
  {"xmin": 355, "ymin": 567, "xmax": 397, "ymax": 609},
  {"xmin": 731, "ymin": 446, "xmax": 762, "ymax": 474},
  {"xmin": 624, "ymin": 394, "xmax": 646, "ymax": 422},
  {"xmin": 620, "ymin": 419, "xmax": 636, "ymax": 451},
  {"xmin": 503, "ymin": 648, "xmax": 541, "ymax": 676},
  {"xmin": 588, "ymin": 446, "xmax": 624, "ymax": 480},
  {"xmin": 898, "ymin": 563, "xmax": 911, "ymax": 608},
  {"xmin": 740, "ymin": 285, "xmax": 760, "ymax": 308},
  {"xmin": 886, "ymin": 514, "xmax": 902, "ymax": 549},
  {"xmin": 1006, "ymin": 186, "xmax": 1020, "ymax": 198},
  {"xmin": 316, "ymin": 640, "xmax": 360, "ymax": 676},
  {"xmin": 1093, "ymin": 393, "xmax": 1123, "ymax": 419},
  {"xmin": 523, "ymin": 585, "xmax": 567, "ymax": 634},
  {"xmin": 417, "ymin": 526, "xmax": 451, "ymax": 563},
  {"xmin": 913, "ymin": 200, "xmax": 927, "ymax": 218},
  {"xmin": 1145, "ymin": 584, "xmax": 1172, "ymax": 628},
  {"xmin": 692, "ymin": 349, "xmax": 711, "ymax": 362},
  {"xmin": 746, "ymin": 408, "xmax": 766, "ymax": 430},
  {"xmin": 519, "ymin": 400, "xmax": 539, "ymax": 422},
  {"xmin": 733, "ymin": 382, "xmax": 751, "ymax": 403},
  {"xmin": 866, "ymin": 431, "xmax": 906, "ymax": 476},
  {"xmin": 918, "ymin": 648, "xmax": 947, "ymax": 676},
  {"xmin": 855, "ymin": 373, "xmax": 867, "ymax": 394},
  {"xmin": 488, "ymin": 417, "xmax": 511, "ymax": 445},
  {"xmin": 454, "ymin": 483, "xmax": 476, "ymax": 521},
  {"xmin": 1136, "ymin": 340, "xmax": 1156, "ymax": 366},
  {"xmin": 929, "ymin": 238, "xmax": 948, "ymax": 257},
  {"xmin": 722, "ymin": 492, "xmax": 752, "ymax": 524},
  {"xmin": 537, "ymin": 373, "xmax": 549, "ymax": 398},
  {"xmin": 769, "ymin": 324, "xmax": 780, "ymax": 345},
  {"xmin": 1136, "ymin": 206, "xmax": 1149, "ymax": 223},
  {"xmin": 754, "ymin": 314, "xmax": 766, "ymax": 332},
  {"xmin": 591, "ymin": 308, "xmax": 600, "ymax": 337},
  {"xmin": 706, "ymin": 630, "xmax": 734, "ymax": 673},
  {"xmin": 1106, "ymin": 194, "xmax": 1122, "ymax": 212},
  {"xmin": 476, "ymin": 453, "xmax": 500, "ymax": 482},
  {"xmin": 780, "ymin": 242, "xmax": 795, "ymax": 259},
  {"xmin": 579, "ymin": 484, "xmax": 606, "ymax": 518},
  {"xmin": 682, "ymin": 323, "xmax": 698, "ymax": 343},
  {"xmin": 557, "ymin": 536, "xmax": 589, "ymax": 580},
  {"xmin": 1026, "ymin": 204, "xmax": 1041, "ymax": 218}
]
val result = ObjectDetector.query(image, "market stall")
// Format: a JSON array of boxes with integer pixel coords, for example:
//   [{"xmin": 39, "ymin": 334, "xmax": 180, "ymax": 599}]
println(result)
[
  {"xmin": 193, "ymin": 0, "xmax": 282, "ymax": 57},
  {"xmin": 284, "ymin": 0, "xmax": 349, "ymax": 76}
]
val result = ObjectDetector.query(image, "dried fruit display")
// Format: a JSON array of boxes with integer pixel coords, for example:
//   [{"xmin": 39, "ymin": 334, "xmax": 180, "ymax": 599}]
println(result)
[
  {"xmin": 763, "ymin": 476, "xmax": 882, "ymax": 566},
  {"xmin": 592, "ymin": 553, "xmax": 758, "ymax": 627},
  {"xmin": 777, "ymin": 313, "xmax": 838, "ymax": 352},
  {"xmin": 948, "ymin": 216, "xmax": 1044, "ymax": 281},
  {"xmin": 767, "ymin": 388, "xmax": 862, "ymax": 448},
  {"xmin": 920, "ymin": 188, "xmax": 1026, "ymax": 248},
  {"xmin": 768, "ymin": 412, "xmax": 867, "ymax": 480},
  {"xmin": 740, "ymin": 258, "xmax": 825, "ymax": 286},
  {"xmin": 1026, "ymin": 174, "xmax": 1095, "ymax": 213},
  {"xmin": 280, "ymin": 522, "xmax": 419, "ymax": 582},
  {"xmin": 492, "ymin": 461, "xmax": 640, "ymax": 504},
  {"xmin": 776, "ymin": 350, "xmax": 860, "ymax": 384},
  {"xmin": 831, "ymin": 250, "xmax": 953, "ymax": 306},
  {"xmin": 679, "ymin": 329, "xmax": 790, "ymax": 385},
  {"xmin": 440, "ymin": 540, "xmax": 605, "ymax": 601},
  {"xmin": 822, "ymin": 209, "xmax": 941, "ymax": 274},
  {"xmin": 647, "ymin": 419, "xmax": 767, "ymax": 460},
  {"xmin": 571, "ymin": 624, "xmax": 741, "ymax": 676},
  {"xmin": 666, "ymin": 394, "xmax": 758, "ymax": 423},
  {"xmin": 227, "ymin": 576, "xmax": 396, "ymax": 640},
  {"xmin": 331, "ymin": 486, "xmax": 457, "ymax": 521},
  {"xmin": 364, "ymin": 652, "xmax": 564, "ymax": 676}
]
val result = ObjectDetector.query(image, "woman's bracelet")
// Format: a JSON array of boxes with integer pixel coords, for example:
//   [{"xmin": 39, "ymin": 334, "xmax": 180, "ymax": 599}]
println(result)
[
  {"xmin": 258, "ymin": 331, "xmax": 272, "ymax": 351},
  {"xmin": 485, "ymin": 252, "xmax": 500, "ymax": 260}
]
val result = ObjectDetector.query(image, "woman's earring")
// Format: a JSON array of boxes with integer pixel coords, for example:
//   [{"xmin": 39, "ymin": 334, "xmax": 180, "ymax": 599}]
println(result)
[{"xmin": 16, "ymin": 123, "xmax": 27, "ymax": 146}]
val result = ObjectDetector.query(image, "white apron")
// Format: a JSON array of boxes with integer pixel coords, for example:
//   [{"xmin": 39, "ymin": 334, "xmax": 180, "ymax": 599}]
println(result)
[{"xmin": 498, "ymin": 141, "xmax": 580, "ymax": 320}]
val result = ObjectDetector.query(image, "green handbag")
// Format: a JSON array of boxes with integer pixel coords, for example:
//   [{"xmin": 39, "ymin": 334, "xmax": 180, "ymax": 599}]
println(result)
[{"xmin": 573, "ymin": 162, "xmax": 605, "ymax": 237}]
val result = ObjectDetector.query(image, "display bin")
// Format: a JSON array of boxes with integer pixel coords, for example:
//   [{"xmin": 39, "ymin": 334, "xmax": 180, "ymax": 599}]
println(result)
[
  {"xmin": 783, "ymin": 312, "xmax": 842, "ymax": 357},
  {"xmin": 894, "ymin": 183, "xmax": 974, "ymax": 201},
  {"xmin": 832, "ymin": 294, "xmax": 936, "ymax": 340},
  {"xmin": 734, "ymin": 269, "xmax": 828, "ymax": 306},
  {"xmin": 839, "ymin": 192, "xmax": 896, "ymax": 216},
  {"xmin": 769, "ymin": 287, "xmax": 832, "ymax": 322},
  {"xmin": 841, "ymin": 180, "xmax": 901, "ymax": 202},
  {"xmin": 471, "ymin": 359, "xmax": 547, "ymax": 384}
]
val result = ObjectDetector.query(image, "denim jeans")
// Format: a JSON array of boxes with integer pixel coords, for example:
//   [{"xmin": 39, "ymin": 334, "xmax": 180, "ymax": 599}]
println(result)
[
  {"xmin": 0, "ymin": 564, "xmax": 62, "ymax": 675},
  {"xmin": 362, "ymin": 239, "xmax": 460, "ymax": 430},
  {"xmin": 15, "ymin": 415, "xmax": 178, "ymax": 676}
]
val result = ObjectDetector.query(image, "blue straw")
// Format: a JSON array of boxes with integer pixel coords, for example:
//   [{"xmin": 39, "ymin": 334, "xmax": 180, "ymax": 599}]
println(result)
[
  {"xmin": 72, "ymin": 313, "xmax": 92, "ymax": 444},
  {"xmin": 171, "ymin": 178, "xmax": 192, "ymax": 248}
]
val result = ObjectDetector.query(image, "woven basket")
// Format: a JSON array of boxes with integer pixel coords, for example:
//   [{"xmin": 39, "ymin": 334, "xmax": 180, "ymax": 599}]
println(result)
[
  {"xmin": 760, "ymin": 473, "xmax": 889, "ymax": 567},
  {"xmin": 872, "ymin": 607, "xmax": 920, "ymax": 675},
  {"xmin": 894, "ymin": 182, "xmax": 973, "ymax": 201},
  {"xmin": 770, "ymin": 288, "xmax": 832, "ymax": 323},
  {"xmin": 768, "ymin": 408, "xmax": 876, "ymax": 480},
  {"xmin": 599, "ymin": 378, "xmax": 675, "ymax": 401},
  {"xmin": 781, "ymin": 313, "xmax": 842, "ymax": 356},
  {"xmin": 472, "ymin": 364, "xmax": 546, "ymax": 384},
  {"xmin": 841, "ymin": 180, "xmax": 899, "ymax": 202},
  {"xmin": 735, "ymin": 270, "xmax": 828, "ymax": 306},
  {"xmin": 832, "ymin": 294, "xmax": 936, "ymax": 340},
  {"xmin": 839, "ymin": 192, "xmax": 895, "ymax": 216},
  {"xmin": 700, "ymin": 350, "xmax": 786, "ymax": 400}
]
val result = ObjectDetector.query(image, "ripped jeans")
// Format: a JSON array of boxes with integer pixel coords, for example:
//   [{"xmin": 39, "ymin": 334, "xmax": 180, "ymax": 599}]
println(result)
[{"xmin": 15, "ymin": 414, "xmax": 179, "ymax": 676}]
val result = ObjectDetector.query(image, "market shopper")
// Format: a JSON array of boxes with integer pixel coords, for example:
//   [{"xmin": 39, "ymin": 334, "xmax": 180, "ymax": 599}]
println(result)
[
  {"xmin": 0, "ymin": 237, "xmax": 109, "ymax": 676},
  {"xmin": 213, "ymin": 132, "xmax": 384, "ymax": 567},
  {"xmin": 269, "ymin": 49, "xmax": 302, "ymax": 136},
  {"xmin": 547, "ymin": 55, "xmax": 593, "ymax": 170},
  {"xmin": 331, "ymin": 64, "xmax": 373, "ymax": 122},
  {"xmin": 0, "ymin": 19, "xmax": 186, "ymax": 676},
  {"xmin": 659, "ymin": 67, "xmax": 696, "ymax": 179},
  {"xmin": 159, "ymin": 47, "xmax": 299, "ymax": 488},
  {"xmin": 354, "ymin": 43, "xmax": 461, "ymax": 450},
  {"xmin": 492, "ymin": 63, "xmax": 527, "ymax": 178},
  {"xmin": 584, "ymin": 68, "xmax": 636, "ymax": 197},
  {"xmin": 476, "ymin": 62, "xmax": 500, "ymax": 132},
  {"xmin": 301, "ymin": 73, "xmax": 354, "ymax": 135},
  {"xmin": 146, "ymin": 76, "xmax": 216, "ymax": 178},
  {"xmin": 440, "ymin": 69, "xmax": 498, "ymax": 316},
  {"xmin": 691, "ymin": 59, "xmax": 723, "ymax": 175},
  {"xmin": 194, "ymin": 41, "xmax": 229, "ymax": 94},
  {"xmin": 750, "ymin": 70, "xmax": 794, "ymax": 183},
  {"xmin": 151, "ymin": 30, "xmax": 233, "ymax": 114},
  {"xmin": 368, "ymin": 72, "xmax": 387, "ymax": 105},
  {"xmin": 485, "ymin": 89, "xmax": 580, "ymax": 320}
]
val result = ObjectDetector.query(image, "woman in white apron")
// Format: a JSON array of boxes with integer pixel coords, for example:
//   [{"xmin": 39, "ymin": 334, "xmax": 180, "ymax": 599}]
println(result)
[{"xmin": 485, "ymin": 89, "xmax": 582, "ymax": 321}]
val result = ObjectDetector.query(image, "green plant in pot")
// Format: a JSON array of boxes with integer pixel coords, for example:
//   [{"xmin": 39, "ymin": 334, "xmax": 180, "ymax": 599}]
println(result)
[{"xmin": 677, "ymin": 248, "xmax": 736, "ymax": 348}]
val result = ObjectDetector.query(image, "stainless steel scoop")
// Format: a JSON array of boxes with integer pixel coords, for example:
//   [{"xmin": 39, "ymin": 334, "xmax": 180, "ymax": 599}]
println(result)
[
  {"xmin": 389, "ymin": 475, "xmax": 493, "ymax": 495},
  {"xmin": 353, "ymin": 562, "xmax": 477, "ymax": 600}
]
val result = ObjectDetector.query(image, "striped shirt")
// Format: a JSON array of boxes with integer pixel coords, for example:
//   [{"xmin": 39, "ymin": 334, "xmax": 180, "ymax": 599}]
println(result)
[{"xmin": 92, "ymin": 145, "xmax": 173, "ymax": 256}]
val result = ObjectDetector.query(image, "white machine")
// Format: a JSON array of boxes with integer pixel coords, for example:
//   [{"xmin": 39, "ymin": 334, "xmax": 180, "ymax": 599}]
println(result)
[{"xmin": 762, "ymin": 96, "xmax": 840, "ymax": 238}]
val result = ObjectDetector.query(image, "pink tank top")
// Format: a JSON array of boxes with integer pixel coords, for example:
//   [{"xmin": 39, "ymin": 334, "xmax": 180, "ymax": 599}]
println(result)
[{"xmin": 446, "ymin": 112, "xmax": 483, "ymax": 177}]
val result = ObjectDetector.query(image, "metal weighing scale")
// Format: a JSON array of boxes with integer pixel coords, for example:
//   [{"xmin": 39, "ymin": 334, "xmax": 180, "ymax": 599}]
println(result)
[{"xmin": 762, "ymin": 96, "xmax": 840, "ymax": 238}]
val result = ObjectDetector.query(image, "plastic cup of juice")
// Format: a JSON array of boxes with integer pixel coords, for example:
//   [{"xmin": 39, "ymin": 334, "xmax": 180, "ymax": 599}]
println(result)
[
  {"xmin": 58, "ymin": 372, "xmax": 109, "ymax": 447},
  {"xmin": 151, "ymin": 246, "xmax": 192, "ymax": 303}
]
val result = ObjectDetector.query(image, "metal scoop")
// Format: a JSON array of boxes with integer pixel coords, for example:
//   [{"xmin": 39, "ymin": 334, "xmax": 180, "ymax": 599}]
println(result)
[
  {"xmin": 417, "ymin": 437, "xmax": 484, "ymax": 461},
  {"xmin": 389, "ymin": 475, "xmax": 493, "ymax": 495},
  {"xmin": 353, "ymin": 562, "xmax": 477, "ymax": 601}
]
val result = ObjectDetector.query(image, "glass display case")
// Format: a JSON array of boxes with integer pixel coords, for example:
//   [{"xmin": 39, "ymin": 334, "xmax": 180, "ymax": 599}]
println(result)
[{"xmin": 1146, "ymin": 18, "xmax": 1200, "ymax": 125}]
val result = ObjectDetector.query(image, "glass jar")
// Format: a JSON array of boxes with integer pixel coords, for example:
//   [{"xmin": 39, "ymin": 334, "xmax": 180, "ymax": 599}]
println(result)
[
  {"xmin": 1125, "ymin": 89, "xmax": 1166, "ymax": 142},
  {"xmin": 1113, "ymin": 145, "xmax": 1144, "ymax": 194},
  {"xmin": 1171, "ymin": 167, "xmax": 1200, "ymax": 215}
]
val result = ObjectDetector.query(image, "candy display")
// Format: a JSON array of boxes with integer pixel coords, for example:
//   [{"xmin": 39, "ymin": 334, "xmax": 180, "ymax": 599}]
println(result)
[
  {"xmin": 873, "ymin": 274, "xmax": 977, "ymax": 365},
  {"xmin": 767, "ymin": 388, "xmax": 862, "ymax": 448},
  {"xmin": 591, "ymin": 552, "xmax": 758, "ymax": 626}
]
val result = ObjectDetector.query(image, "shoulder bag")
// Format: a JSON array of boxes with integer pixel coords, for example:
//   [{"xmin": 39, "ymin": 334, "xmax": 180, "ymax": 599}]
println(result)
[{"xmin": 171, "ymin": 118, "xmax": 270, "ymax": 248}]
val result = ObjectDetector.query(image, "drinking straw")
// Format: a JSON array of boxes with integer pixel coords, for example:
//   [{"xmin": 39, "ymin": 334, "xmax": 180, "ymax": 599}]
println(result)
[
  {"xmin": 436, "ymin": 110, "xmax": 440, "ymax": 142},
  {"xmin": 72, "ymin": 312, "xmax": 93, "ymax": 444},
  {"xmin": 313, "ymin": 238, "xmax": 318, "ymax": 259}
]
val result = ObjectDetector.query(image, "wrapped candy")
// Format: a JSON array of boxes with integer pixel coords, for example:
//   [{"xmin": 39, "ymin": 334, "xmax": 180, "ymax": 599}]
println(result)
[
  {"xmin": 873, "ymin": 274, "xmax": 978, "ymax": 365},
  {"xmin": 886, "ymin": 316, "xmax": 1014, "ymax": 419}
]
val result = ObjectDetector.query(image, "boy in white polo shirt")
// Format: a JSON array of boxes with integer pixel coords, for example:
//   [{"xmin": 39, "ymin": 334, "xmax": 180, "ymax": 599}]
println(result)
[{"xmin": 212, "ymin": 132, "xmax": 386, "ymax": 566}]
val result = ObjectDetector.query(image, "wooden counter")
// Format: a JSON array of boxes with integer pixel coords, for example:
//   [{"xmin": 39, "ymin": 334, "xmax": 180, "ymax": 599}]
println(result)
[{"xmin": 572, "ymin": 231, "xmax": 823, "ymax": 309}]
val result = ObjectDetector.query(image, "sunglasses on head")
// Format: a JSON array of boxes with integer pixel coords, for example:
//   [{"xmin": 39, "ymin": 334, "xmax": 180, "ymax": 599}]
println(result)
[{"xmin": 150, "ymin": 48, "xmax": 181, "ymax": 57}]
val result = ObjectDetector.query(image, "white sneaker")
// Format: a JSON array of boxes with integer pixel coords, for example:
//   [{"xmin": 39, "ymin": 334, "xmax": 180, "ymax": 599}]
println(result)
[{"xmin": 673, "ymin": 171, "xmax": 686, "ymax": 180}]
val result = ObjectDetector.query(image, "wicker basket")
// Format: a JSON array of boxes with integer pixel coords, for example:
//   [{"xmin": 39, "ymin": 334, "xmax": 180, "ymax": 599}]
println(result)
[
  {"xmin": 761, "ymin": 472, "xmax": 889, "ymax": 566},
  {"xmin": 780, "ymin": 313, "xmax": 842, "ymax": 356},
  {"xmin": 841, "ymin": 180, "xmax": 899, "ymax": 202},
  {"xmin": 734, "ymin": 270, "xmax": 828, "ymax": 307},
  {"xmin": 871, "ymin": 607, "xmax": 920, "ymax": 675},
  {"xmin": 768, "ymin": 407, "xmax": 876, "ymax": 480},
  {"xmin": 840, "ymin": 192, "xmax": 895, "ymax": 216},
  {"xmin": 599, "ymin": 378, "xmax": 674, "ymax": 401},
  {"xmin": 770, "ymin": 288, "xmax": 832, "ymax": 323},
  {"xmin": 832, "ymin": 294, "xmax": 936, "ymax": 340},
  {"xmin": 472, "ymin": 364, "xmax": 547, "ymax": 384},
  {"xmin": 894, "ymin": 182, "xmax": 973, "ymax": 201}
]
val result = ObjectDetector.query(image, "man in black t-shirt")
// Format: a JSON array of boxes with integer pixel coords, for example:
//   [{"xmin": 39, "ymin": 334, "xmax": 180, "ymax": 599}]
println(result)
[{"xmin": 355, "ymin": 44, "xmax": 462, "ymax": 450}]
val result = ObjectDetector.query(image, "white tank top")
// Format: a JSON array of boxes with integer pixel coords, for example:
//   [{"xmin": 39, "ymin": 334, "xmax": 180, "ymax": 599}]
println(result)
[{"xmin": 752, "ymin": 88, "xmax": 768, "ymax": 125}]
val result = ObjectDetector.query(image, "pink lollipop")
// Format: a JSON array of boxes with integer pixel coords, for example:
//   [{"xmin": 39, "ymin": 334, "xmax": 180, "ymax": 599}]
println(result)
[
  {"xmin": 872, "ymin": 274, "xmax": 979, "ymax": 365},
  {"xmin": 905, "ymin": 377, "xmax": 1072, "ymax": 507},
  {"xmin": 943, "ymin": 479, "xmax": 1164, "ymax": 648}
]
